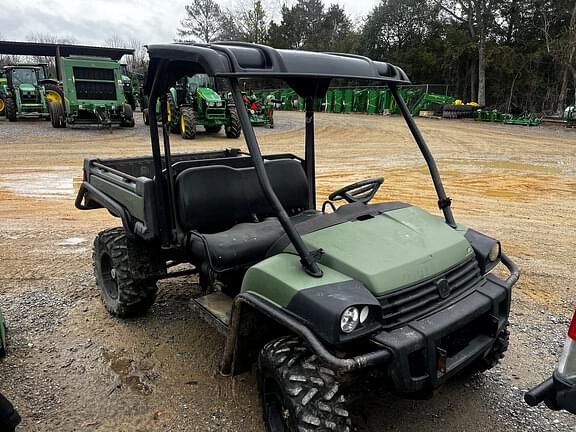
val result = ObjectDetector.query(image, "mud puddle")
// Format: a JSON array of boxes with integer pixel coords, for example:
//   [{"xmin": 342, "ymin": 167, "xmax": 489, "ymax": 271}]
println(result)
[
  {"xmin": 102, "ymin": 347, "xmax": 157, "ymax": 395},
  {"xmin": 0, "ymin": 169, "xmax": 77, "ymax": 198}
]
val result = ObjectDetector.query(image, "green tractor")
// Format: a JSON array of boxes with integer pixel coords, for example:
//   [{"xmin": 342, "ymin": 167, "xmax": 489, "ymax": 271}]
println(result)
[
  {"xmin": 0, "ymin": 64, "xmax": 63, "ymax": 122},
  {"xmin": 48, "ymin": 56, "xmax": 135, "ymax": 128},
  {"xmin": 144, "ymin": 74, "xmax": 241, "ymax": 139}
]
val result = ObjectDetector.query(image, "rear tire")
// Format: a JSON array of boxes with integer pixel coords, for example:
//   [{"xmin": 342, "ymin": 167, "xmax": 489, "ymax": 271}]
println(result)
[
  {"xmin": 180, "ymin": 107, "xmax": 196, "ymax": 139},
  {"xmin": 0, "ymin": 95, "xmax": 6, "ymax": 117},
  {"xmin": 167, "ymin": 94, "xmax": 179, "ymax": 133},
  {"xmin": 43, "ymin": 83, "xmax": 64, "ymax": 106},
  {"xmin": 258, "ymin": 336, "xmax": 351, "ymax": 432},
  {"xmin": 93, "ymin": 228, "xmax": 158, "ymax": 318},
  {"xmin": 0, "ymin": 392, "xmax": 21, "ymax": 432},
  {"xmin": 225, "ymin": 108, "xmax": 241, "ymax": 138},
  {"xmin": 49, "ymin": 101, "xmax": 67, "ymax": 128},
  {"xmin": 5, "ymin": 96, "xmax": 16, "ymax": 122}
]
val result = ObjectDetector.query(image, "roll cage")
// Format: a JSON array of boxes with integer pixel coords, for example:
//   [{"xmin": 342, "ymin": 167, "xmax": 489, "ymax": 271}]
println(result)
[{"xmin": 144, "ymin": 42, "xmax": 457, "ymax": 277}]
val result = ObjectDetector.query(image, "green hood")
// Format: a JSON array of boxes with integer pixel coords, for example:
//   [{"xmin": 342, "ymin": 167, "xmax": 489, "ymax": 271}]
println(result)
[
  {"xmin": 299, "ymin": 206, "xmax": 474, "ymax": 296},
  {"xmin": 196, "ymin": 86, "xmax": 222, "ymax": 103}
]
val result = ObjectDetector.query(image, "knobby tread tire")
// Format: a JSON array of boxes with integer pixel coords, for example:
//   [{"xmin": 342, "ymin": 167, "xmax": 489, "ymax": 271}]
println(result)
[
  {"xmin": 0, "ymin": 95, "xmax": 6, "ymax": 116},
  {"xmin": 180, "ymin": 107, "xmax": 197, "ymax": 139},
  {"xmin": 225, "ymin": 108, "xmax": 241, "ymax": 138},
  {"xmin": 121, "ymin": 103, "xmax": 135, "ymax": 127},
  {"xmin": 93, "ymin": 228, "xmax": 157, "ymax": 318},
  {"xmin": 168, "ymin": 94, "xmax": 180, "ymax": 133},
  {"xmin": 258, "ymin": 336, "xmax": 351, "ymax": 432}
]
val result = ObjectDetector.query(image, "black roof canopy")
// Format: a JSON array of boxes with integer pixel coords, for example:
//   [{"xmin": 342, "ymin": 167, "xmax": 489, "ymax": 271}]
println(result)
[{"xmin": 145, "ymin": 42, "xmax": 410, "ymax": 97}]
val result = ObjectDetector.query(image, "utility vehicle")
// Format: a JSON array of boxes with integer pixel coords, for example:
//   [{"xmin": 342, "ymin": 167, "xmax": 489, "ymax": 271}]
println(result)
[
  {"xmin": 49, "ymin": 56, "xmax": 134, "ymax": 128},
  {"xmin": 143, "ymin": 73, "xmax": 241, "ymax": 139},
  {"xmin": 0, "ymin": 65, "xmax": 62, "ymax": 122},
  {"xmin": 525, "ymin": 309, "xmax": 576, "ymax": 415},
  {"xmin": 76, "ymin": 43, "xmax": 519, "ymax": 431}
]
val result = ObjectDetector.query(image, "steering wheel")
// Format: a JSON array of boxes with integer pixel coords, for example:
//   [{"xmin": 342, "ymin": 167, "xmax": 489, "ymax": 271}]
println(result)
[{"xmin": 328, "ymin": 177, "xmax": 384, "ymax": 204}]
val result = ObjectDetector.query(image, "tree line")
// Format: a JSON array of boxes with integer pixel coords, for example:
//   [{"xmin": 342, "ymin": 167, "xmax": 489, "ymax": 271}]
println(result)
[{"xmin": 177, "ymin": 0, "xmax": 576, "ymax": 115}]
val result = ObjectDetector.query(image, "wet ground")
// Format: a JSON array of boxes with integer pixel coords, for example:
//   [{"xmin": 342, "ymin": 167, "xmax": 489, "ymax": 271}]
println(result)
[{"xmin": 0, "ymin": 112, "xmax": 575, "ymax": 431}]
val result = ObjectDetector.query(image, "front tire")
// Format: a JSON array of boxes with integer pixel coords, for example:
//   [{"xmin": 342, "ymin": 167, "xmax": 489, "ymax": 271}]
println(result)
[
  {"xmin": 0, "ymin": 95, "xmax": 6, "ymax": 117},
  {"xmin": 225, "ymin": 108, "xmax": 241, "ymax": 138},
  {"xmin": 5, "ymin": 96, "xmax": 16, "ymax": 122},
  {"xmin": 258, "ymin": 336, "xmax": 351, "ymax": 432},
  {"xmin": 93, "ymin": 228, "xmax": 158, "ymax": 317},
  {"xmin": 180, "ymin": 107, "xmax": 197, "ymax": 139}
]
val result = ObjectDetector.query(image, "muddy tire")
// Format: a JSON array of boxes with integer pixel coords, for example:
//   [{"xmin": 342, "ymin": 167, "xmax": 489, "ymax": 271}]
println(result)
[
  {"xmin": 258, "ymin": 336, "xmax": 351, "ymax": 432},
  {"xmin": 93, "ymin": 228, "xmax": 158, "ymax": 318},
  {"xmin": 44, "ymin": 83, "xmax": 64, "ymax": 106},
  {"xmin": 205, "ymin": 125, "xmax": 222, "ymax": 133},
  {"xmin": 49, "ymin": 101, "xmax": 67, "ymax": 128},
  {"xmin": 225, "ymin": 108, "xmax": 241, "ymax": 138},
  {"xmin": 180, "ymin": 107, "xmax": 196, "ymax": 139},
  {"xmin": 5, "ymin": 96, "xmax": 17, "ymax": 122},
  {"xmin": 121, "ymin": 104, "xmax": 135, "ymax": 127},
  {"xmin": 0, "ymin": 392, "xmax": 21, "ymax": 432}
]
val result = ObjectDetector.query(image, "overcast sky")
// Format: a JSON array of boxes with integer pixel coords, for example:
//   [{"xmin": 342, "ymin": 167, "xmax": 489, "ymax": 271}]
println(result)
[{"xmin": 1, "ymin": 0, "xmax": 379, "ymax": 46}]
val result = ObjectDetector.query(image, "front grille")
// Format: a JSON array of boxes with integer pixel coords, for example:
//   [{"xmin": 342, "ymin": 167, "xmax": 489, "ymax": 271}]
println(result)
[
  {"xmin": 75, "ymin": 81, "xmax": 117, "ymax": 101},
  {"xmin": 73, "ymin": 67, "xmax": 114, "ymax": 81},
  {"xmin": 378, "ymin": 257, "xmax": 482, "ymax": 330}
]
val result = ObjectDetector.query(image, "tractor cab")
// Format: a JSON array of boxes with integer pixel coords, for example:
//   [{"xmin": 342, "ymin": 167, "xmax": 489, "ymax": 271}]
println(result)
[{"xmin": 1, "ymin": 65, "xmax": 50, "ymax": 121}]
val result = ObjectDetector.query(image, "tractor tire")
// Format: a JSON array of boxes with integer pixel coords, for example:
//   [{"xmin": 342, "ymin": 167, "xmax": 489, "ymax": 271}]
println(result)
[
  {"xmin": 205, "ymin": 125, "xmax": 222, "ymax": 133},
  {"xmin": 126, "ymin": 94, "xmax": 137, "ymax": 112},
  {"xmin": 0, "ymin": 392, "xmax": 21, "ymax": 432},
  {"xmin": 5, "ymin": 96, "xmax": 17, "ymax": 122},
  {"xmin": 0, "ymin": 95, "xmax": 5, "ymax": 117},
  {"xmin": 43, "ymin": 83, "xmax": 64, "ymax": 106},
  {"xmin": 258, "ymin": 336, "xmax": 351, "ymax": 432},
  {"xmin": 93, "ymin": 228, "xmax": 158, "ymax": 318},
  {"xmin": 143, "ymin": 109, "xmax": 150, "ymax": 125},
  {"xmin": 180, "ymin": 107, "xmax": 197, "ymax": 139},
  {"xmin": 121, "ymin": 104, "xmax": 135, "ymax": 127},
  {"xmin": 167, "ymin": 94, "xmax": 180, "ymax": 133},
  {"xmin": 225, "ymin": 108, "xmax": 241, "ymax": 139},
  {"xmin": 49, "ymin": 101, "xmax": 67, "ymax": 128}
]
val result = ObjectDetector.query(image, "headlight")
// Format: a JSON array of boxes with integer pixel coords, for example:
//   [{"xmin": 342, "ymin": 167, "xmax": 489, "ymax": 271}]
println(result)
[
  {"xmin": 217, "ymin": 101, "xmax": 223, "ymax": 107},
  {"xmin": 360, "ymin": 306, "xmax": 369, "ymax": 323},
  {"xmin": 207, "ymin": 102, "xmax": 215, "ymax": 107},
  {"xmin": 340, "ymin": 306, "xmax": 359, "ymax": 333},
  {"xmin": 488, "ymin": 243, "xmax": 500, "ymax": 261}
]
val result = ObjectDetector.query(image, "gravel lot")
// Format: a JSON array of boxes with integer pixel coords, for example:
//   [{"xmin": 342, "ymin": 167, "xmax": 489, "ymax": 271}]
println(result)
[{"xmin": 0, "ymin": 112, "xmax": 574, "ymax": 431}]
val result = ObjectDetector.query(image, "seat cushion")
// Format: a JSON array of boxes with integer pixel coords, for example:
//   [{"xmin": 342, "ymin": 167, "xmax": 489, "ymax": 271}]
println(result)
[{"xmin": 190, "ymin": 212, "xmax": 320, "ymax": 271}]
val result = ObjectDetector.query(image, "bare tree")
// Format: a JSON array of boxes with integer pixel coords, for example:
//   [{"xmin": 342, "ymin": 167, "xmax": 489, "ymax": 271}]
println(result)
[
  {"xmin": 177, "ymin": 0, "xmax": 223, "ymax": 43},
  {"xmin": 104, "ymin": 34, "xmax": 127, "ymax": 49}
]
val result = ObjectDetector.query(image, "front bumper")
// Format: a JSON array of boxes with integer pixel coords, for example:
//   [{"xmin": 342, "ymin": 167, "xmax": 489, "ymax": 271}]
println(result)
[
  {"xmin": 370, "ymin": 254, "xmax": 518, "ymax": 394},
  {"xmin": 525, "ymin": 372, "xmax": 576, "ymax": 414}
]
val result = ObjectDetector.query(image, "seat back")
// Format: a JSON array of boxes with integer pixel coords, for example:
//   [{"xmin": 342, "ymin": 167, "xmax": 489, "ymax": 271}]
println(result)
[{"xmin": 175, "ymin": 159, "xmax": 309, "ymax": 233}]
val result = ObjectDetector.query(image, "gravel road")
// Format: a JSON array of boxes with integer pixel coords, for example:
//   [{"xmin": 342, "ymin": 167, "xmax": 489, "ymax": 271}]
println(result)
[{"xmin": 0, "ymin": 112, "xmax": 574, "ymax": 431}]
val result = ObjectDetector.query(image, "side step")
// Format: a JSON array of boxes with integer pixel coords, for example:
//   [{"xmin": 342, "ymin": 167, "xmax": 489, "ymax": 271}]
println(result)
[{"xmin": 190, "ymin": 292, "xmax": 233, "ymax": 336}]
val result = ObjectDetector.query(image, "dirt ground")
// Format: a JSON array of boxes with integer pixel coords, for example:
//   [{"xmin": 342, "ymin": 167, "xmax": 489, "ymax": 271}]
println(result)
[{"xmin": 0, "ymin": 111, "xmax": 575, "ymax": 431}]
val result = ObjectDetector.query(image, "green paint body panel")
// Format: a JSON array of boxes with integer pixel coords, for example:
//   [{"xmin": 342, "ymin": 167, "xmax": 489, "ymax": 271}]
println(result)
[
  {"xmin": 241, "ymin": 253, "xmax": 353, "ymax": 307},
  {"xmin": 242, "ymin": 205, "xmax": 473, "ymax": 304},
  {"xmin": 90, "ymin": 175, "xmax": 145, "ymax": 220}
]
